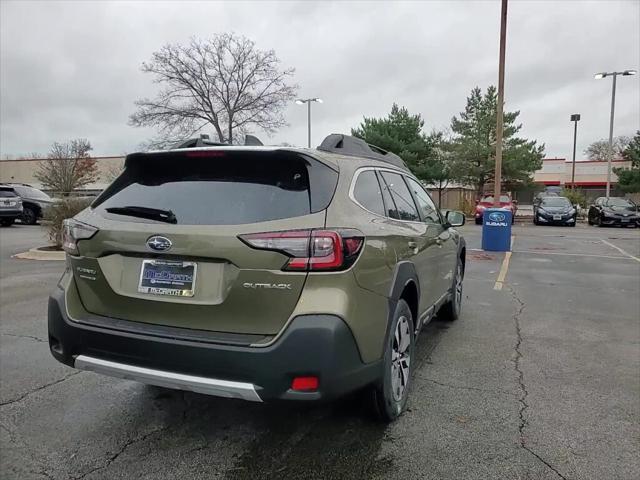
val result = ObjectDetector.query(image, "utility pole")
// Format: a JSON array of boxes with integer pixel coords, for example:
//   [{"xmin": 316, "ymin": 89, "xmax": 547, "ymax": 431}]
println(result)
[
  {"xmin": 570, "ymin": 114, "xmax": 581, "ymax": 189},
  {"xmin": 494, "ymin": 0, "xmax": 508, "ymax": 207}
]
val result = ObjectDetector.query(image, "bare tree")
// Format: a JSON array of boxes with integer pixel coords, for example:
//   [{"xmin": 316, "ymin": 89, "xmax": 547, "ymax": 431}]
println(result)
[
  {"xmin": 585, "ymin": 136, "xmax": 631, "ymax": 161},
  {"xmin": 35, "ymin": 139, "xmax": 98, "ymax": 195},
  {"xmin": 102, "ymin": 159, "xmax": 125, "ymax": 183},
  {"xmin": 129, "ymin": 34, "xmax": 298, "ymax": 146}
]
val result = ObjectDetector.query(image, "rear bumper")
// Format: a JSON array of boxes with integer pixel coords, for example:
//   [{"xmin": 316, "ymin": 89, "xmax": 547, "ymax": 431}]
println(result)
[
  {"xmin": 48, "ymin": 287, "xmax": 381, "ymax": 402},
  {"xmin": 0, "ymin": 209, "xmax": 22, "ymax": 218}
]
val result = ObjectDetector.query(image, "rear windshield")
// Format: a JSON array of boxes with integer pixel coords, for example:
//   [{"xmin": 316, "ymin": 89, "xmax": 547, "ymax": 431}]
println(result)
[
  {"xmin": 12, "ymin": 186, "xmax": 51, "ymax": 200},
  {"xmin": 93, "ymin": 151, "xmax": 337, "ymax": 225},
  {"xmin": 0, "ymin": 188, "xmax": 17, "ymax": 198},
  {"xmin": 481, "ymin": 195, "xmax": 510, "ymax": 203}
]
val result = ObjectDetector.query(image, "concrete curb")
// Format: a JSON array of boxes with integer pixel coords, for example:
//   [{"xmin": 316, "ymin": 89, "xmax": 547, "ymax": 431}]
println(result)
[{"xmin": 13, "ymin": 247, "xmax": 65, "ymax": 261}]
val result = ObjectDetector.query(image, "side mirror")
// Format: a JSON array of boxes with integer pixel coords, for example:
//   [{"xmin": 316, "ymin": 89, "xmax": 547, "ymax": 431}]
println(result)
[
  {"xmin": 446, "ymin": 210, "xmax": 466, "ymax": 227},
  {"xmin": 512, "ymin": 199, "xmax": 518, "ymax": 205},
  {"xmin": 475, "ymin": 199, "xmax": 479, "ymax": 205}
]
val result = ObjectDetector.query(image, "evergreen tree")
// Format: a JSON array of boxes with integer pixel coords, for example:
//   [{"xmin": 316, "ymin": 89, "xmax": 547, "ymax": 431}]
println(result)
[{"xmin": 449, "ymin": 86, "xmax": 544, "ymax": 195}]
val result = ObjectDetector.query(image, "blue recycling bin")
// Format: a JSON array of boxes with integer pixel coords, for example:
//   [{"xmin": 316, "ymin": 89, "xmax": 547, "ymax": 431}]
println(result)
[{"xmin": 482, "ymin": 208, "xmax": 512, "ymax": 251}]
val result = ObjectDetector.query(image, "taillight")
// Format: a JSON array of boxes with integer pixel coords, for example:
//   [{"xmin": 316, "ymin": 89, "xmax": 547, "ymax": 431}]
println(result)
[
  {"xmin": 239, "ymin": 229, "xmax": 364, "ymax": 271},
  {"xmin": 62, "ymin": 218, "xmax": 98, "ymax": 255}
]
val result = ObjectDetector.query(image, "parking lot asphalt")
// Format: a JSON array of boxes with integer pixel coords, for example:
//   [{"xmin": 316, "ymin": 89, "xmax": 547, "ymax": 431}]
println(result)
[{"xmin": 1, "ymin": 222, "xmax": 638, "ymax": 480}]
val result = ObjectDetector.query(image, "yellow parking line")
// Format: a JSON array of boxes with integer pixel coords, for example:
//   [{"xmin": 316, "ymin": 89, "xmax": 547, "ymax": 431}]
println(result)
[
  {"xmin": 600, "ymin": 239, "xmax": 640, "ymax": 263},
  {"xmin": 494, "ymin": 236, "xmax": 515, "ymax": 291}
]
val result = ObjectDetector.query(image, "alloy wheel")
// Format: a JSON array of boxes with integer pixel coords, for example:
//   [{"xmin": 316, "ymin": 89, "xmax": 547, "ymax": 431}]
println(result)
[
  {"xmin": 391, "ymin": 316, "xmax": 411, "ymax": 402},
  {"xmin": 21, "ymin": 207, "xmax": 36, "ymax": 225},
  {"xmin": 454, "ymin": 264, "xmax": 463, "ymax": 312}
]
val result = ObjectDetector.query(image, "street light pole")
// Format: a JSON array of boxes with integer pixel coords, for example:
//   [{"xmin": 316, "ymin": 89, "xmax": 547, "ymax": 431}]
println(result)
[
  {"xmin": 307, "ymin": 101, "xmax": 311, "ymax": 148},
  {"xmin": 295, "ymin": 98, "xmax": 323, "ymax": 148},
  {"xmin": 570, "ymin": 114, "xmax": 581, "ymax": 189},
  {"xmin": 493, "ymin": 0, "xmax": 508, "ymax": 208},
  {"xmin": 594, "ymin": 69, "xmax": 637, "ymax": 198},
  {"xmin": 606, "ymin": 73, "xmax": 617, "ymax": 198}
]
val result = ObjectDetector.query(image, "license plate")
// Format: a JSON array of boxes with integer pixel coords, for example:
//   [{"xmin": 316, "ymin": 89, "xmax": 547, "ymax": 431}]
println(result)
[
  {"xmin": 621, "ymin": 218, "xmax": 629, "ymax": 223},
  {"xmin": 553, "ymin": 215, "xmax": 562, "ymax": 220},
  {"xmin": 138, "ymin": 260, "xmax": 197, "ymax": 297}
]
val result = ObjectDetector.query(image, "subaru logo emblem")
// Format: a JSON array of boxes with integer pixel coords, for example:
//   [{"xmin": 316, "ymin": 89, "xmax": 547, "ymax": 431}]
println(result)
[
  {"xmin": 488, "ymin": 212, "xmax": 506, "ymax": 222},
  {"xmin": 147, "ymin": 235, "xmax": 172, "ymax": 252}
]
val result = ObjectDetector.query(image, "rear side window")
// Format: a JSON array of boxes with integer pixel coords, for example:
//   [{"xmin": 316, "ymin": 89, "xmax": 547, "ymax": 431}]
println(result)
[
  {"xmin": 379, "ymin": 171, "xmax": 420, "ymax": 222},
  {"xmin": 0, "ymin": 188, "xmax": 17, "ymax": 198},
  {"xmin": 377, "ymin": 172, "xmax": 399, "ymax": 219},
  {"xmin": 353, "ymin": 170, "xmax": 385, "ymax": 216},
  {"xmin": 406, "ymin": 178, "xmax": 441, "ymax": 224},
  {"xmin": 93, "ymin": 151, "xmax": 337, "ymax": 225}
]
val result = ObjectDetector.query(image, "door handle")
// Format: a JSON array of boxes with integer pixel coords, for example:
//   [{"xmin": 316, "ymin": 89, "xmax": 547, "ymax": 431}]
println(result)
[{"xmin": 408, "ymin": 241, "xmax": 417, "ymax": 248}]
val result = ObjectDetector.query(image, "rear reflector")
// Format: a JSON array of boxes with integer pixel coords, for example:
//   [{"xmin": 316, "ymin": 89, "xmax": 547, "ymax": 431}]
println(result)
[
  {"xmin": 291, "ymin": 376, "xmax": 319, "ymax": 392},
  {"xmin": 239, "ymin": 229, "xmax": 364, "ymax": 272}
]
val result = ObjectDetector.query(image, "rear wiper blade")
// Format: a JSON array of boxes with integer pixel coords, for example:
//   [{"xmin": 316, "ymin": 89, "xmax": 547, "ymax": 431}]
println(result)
[{"xmin": 105, "ymin": 206, "xmax": 177, "ymax": 224}]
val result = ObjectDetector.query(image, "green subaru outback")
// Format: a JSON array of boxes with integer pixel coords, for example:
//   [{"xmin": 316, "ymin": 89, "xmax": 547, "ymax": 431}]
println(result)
[{"xmin": 48, "ymin": 134, "xmax": 466, "ymax": 421}]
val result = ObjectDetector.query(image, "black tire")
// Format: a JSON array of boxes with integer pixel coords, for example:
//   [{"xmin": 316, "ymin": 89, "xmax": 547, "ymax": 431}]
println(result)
[
  {"xmin": 21, "ymin": 206, "xmax": 37, "ymax": 225},
  {"xmin": 587, "ymin": 217, "xmax": 593, "ymax": 225},
  {"xmin": 368, "ymin": 299, "xmax": 415, "ymax": 423},
  {"xmin": 1, "ymin": 219, "xmax": 15, "ymax": 227},
  {"xmin": 475, "ymin": 218, "xmax": 482, "ymax": 225},
  {"xmin": 440, "ymin": 258, "xmax": 464, "ymax": 321}
]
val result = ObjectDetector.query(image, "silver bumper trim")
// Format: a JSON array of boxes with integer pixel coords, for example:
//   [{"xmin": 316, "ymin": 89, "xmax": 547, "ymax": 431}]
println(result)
[{"xmin": 74, "ymin": 355, "xmax": 262, "ymax": 402}]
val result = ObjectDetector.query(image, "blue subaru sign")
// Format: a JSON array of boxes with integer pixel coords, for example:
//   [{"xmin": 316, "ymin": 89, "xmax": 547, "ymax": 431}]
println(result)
[
  {"xmin": 488, "ymin": 211, "xmax": 506, "ymax": 224},
  {"xmin": 482, "ymin": 208, "xmax": 512, "ymax": 251}
]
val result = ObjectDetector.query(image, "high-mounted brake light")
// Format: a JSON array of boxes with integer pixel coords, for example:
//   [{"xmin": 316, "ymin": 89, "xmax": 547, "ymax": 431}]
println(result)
[
  {"xmin": 239, "ymin": 229, "xmax": 364, "ymax": 272},
  {"xmin": 185, "ymin": 151, "xmax": 226, "ymax": 158}
]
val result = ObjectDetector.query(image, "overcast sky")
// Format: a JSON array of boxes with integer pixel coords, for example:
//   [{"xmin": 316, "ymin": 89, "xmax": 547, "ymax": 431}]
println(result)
[{"xmin": 1, "ymin": 0, "xmax": 639, "ymax": 160}]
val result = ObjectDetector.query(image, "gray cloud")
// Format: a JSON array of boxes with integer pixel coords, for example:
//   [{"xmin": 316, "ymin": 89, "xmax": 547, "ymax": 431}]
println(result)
[{"xmin": 1, "ymin": 0, "xmax": 638, "ymax": 160}]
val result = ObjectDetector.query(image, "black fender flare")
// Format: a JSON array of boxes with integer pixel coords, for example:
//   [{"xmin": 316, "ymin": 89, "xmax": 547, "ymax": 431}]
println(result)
[
  {"xmin": 388, "ymin": 261, "xmax": 420, "ymax": 303},
  {"xmin": 378, "ymin": 261, "xmax": 420, "ymax": 371}
]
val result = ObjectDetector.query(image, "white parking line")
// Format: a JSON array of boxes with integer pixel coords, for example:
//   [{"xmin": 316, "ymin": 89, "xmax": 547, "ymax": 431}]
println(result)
[
  {"xmin": 600, "ymin": 239, "xmax": 640, "ymax": 263},
  {"xmin": 493, "ymin": 236, "xmax": 515, "ymax": 291},
  {"xmin": 512, "ymin": 250, "xmax": 628, "ymax": 260}
]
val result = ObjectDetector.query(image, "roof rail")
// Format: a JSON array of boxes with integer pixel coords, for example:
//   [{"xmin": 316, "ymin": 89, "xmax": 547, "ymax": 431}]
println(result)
[
  {"xmin": 171, "ymin": 134, "xmax": 264, "ymax": 149},
  {"xmin": 317, "ymin": 134, "xmax": 408, "ymax": 171}
]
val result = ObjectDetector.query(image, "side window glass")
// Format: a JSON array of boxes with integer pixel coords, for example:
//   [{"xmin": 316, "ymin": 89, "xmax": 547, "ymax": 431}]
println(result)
[
  {"xmin": 407, "ymin": 177, "xmax": 441, "ymax": 224},
  {"xmin": 353, "ymin": 170, "xmax": 385, "ymax": 216},
  {"xmin": 376, "ymin": 171, "xmax": 399, "ymax": 219},
  {"xmin": 380, "ymin": 171, "xmax": 420, "ymax": 222}
]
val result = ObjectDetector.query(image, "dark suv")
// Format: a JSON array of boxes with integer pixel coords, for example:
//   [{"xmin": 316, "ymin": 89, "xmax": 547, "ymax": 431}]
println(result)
[
  {"xmin": 7, "ymin": 184, "xmax": 54, "ymax": 225},
  {"xmin": 0, "ymin": 186, "xmax": 23, "ymax": 226},
  {"xmin": 48, "ymin": 134, "xmax": 466, "ymax": 421}
]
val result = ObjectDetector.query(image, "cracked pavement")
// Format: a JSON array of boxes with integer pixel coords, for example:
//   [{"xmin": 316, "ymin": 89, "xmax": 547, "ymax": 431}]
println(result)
[{"xmin": 1, "ymin": 223, "xmax": 639, "ymax": 479}]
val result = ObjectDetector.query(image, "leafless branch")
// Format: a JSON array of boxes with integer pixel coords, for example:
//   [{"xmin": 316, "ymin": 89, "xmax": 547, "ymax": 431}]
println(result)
[
  {"xmin": 129, "ymin": 34, "xmax": 298, "ymax": 145},
  {"xmin": 34, "ymin": 139, "xmax": 98, "ymax": 194}
]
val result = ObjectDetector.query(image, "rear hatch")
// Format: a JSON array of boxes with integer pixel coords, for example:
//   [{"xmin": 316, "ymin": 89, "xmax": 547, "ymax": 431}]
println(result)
[
  {"xmin": 70, "ymin": 149, "xmax": 338, "ymax": 337},
  {"xmin": 0, "ymin": 187, "xmax": 21, "ymax": 211}
]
